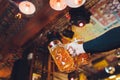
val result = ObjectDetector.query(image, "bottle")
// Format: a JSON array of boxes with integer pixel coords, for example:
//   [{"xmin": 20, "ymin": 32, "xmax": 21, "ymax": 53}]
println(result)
[{"xmin": 48, "ymin": 40, "xmax": 75, "ymax": 73}]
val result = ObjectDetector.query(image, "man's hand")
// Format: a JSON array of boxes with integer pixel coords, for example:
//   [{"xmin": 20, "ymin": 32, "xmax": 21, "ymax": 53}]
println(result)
[{"xmin": 65, "ymin": 41, "xmax": 85, "ymax": 57}]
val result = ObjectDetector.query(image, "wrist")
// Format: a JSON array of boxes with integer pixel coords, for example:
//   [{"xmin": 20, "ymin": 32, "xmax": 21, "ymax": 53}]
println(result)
[{"xmin": 75, "ymin": 43, "xmax": 86, "ymax": 55}]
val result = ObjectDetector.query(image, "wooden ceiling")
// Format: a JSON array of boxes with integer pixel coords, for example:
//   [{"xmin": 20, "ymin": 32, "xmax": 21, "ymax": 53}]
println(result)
[
  {"xmin": 0, "ymin": 0, "xmax": 99, "ymax": 58},
  {"xmin": 0, "ymin": 0, "xmax": 70, "ymax": 79},
  {"xmin": 0, "ymin": 0, "xmax": 67, "ymax": 53}
]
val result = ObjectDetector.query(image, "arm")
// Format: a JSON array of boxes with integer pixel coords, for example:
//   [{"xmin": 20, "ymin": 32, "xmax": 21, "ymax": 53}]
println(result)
[
  {"xmin": 84, "ymin": 27, "xmax": 120, "ymax": 53},
  {"xmin": 66, "ymin": 27, "xmax": 120, "ymax": 56}
]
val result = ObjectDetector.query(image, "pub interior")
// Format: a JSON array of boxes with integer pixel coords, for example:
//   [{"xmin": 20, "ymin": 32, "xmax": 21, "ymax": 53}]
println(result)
[{"xmin": 0, "ymin": 0, "xmax": 120, "ymax": 80}]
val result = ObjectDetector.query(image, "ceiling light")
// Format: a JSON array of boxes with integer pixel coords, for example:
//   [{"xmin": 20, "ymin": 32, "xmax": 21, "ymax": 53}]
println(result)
[
  {"xmin": 78, "ymin": 22, "xmax": 84, "ymax": 27},
  {"xmin": 65, "ymin": 0, "xmax": 86, "ymax": 8},
  {"xmin": 49, "ymin": 0, "xmax": 86, "ymax": 11},
  {"xmin": 69, "ymin": 6, "xmax": 91, "ymax": 27},
  {"xmin": 18, "ymin": 1, "xmax": 36, "ymax": 15},
  {"xmin": 49, "ymin": 0, "xmax": 67, "ymax": 11},
  {"xmin": 76, "ymin": 20, "xmax": 86, "ymax": 27}
]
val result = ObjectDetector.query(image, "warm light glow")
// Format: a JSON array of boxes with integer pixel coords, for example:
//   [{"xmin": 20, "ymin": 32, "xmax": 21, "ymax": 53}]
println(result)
[
  {"xmin": 116, "ymin": 77, "xmax": 120, "ymax": 80},
  {"xmin": 49, "ymin": 0, "xmax": 67, "ymax": 11},
  {"xmin": 65, "ymin": 0, "xmax": 86, "ymax": 8},
  {"xmin": 108, "ymin": 75, "xmax": 116, "ymax": 79},
  {"xmin": 78, "ymin": 22, "xmax": 84, "ymax": 27},
  {"xmin": 105, "ymin": 66, "xmax": 115, "ymax": 74},
  {"xmin": 32, "ymin": 73, "xmax": 41, "ymax": 80},
  {"xmin": 19, "ymin": 1, "xmax": 36, "ymax": 15},
  {"xmin": 93, "ymin": 59, "xmax": 108, "ymax": 70},
  {"xmin": 70, "ymin": 77, "xmax": 74, "ymax": 80},
  {"xmin": 15, "ymin": 13, "xmax": 22, "ymax": 19}
]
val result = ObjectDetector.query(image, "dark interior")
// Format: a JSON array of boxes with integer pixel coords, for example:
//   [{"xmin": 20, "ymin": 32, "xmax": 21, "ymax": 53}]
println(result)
[{"xmin": 0, "ymin": 0, "xmax": 120, "ymax": 80}]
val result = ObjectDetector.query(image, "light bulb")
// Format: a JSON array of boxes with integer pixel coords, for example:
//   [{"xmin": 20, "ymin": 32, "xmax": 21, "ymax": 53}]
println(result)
[
  {"xmin": 78, "ymin": 22, "xmax": 84, "ymax": 27},
  {"xmin": 49, "ymin": 0, "xmax": 67, "ymax": 11},
  {"xmin": 65, "ymin": 0, "xmax": 86, "ymax": 8},
  {"xmin": 19, "ymin": 1, "xmax": 36, "ymax": 15}
]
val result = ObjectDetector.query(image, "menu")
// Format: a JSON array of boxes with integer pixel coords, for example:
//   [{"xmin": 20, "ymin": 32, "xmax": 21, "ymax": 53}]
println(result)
[
  {"xmin": 71, "ymin": 0, "xmax": 120, "ymax": 42},
  {"xmin": 90, "ymin": 0, "xmax": 118, "ymax": 28}
]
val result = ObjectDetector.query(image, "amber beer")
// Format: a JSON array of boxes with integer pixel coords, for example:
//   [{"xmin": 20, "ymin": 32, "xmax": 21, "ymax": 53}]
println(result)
[
  {"xmin": 73, "ymin": 39, "xmax": 90, "ymax": 67},
  {"xmin": 48, "ymin": 40, "xmax": 75, "ymax": 73}
]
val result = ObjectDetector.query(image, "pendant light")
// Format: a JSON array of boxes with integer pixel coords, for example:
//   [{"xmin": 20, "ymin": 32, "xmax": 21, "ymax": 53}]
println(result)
[
  {"xmin": 65, "ymin": 0, "xmax": 86, "ymax": 8},
  {"xmin": 49, "ymin": 0, "xmax": 67, "ymax": 11},
  {"xmin": 18, "ymin": 1, "xmax": 36, "ymax": 15}
]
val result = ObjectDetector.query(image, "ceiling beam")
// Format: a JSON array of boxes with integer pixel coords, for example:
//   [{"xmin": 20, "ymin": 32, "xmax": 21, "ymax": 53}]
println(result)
[{"xmin": 12, "ymin": 4, "xmax": 67, "ymax": 47}]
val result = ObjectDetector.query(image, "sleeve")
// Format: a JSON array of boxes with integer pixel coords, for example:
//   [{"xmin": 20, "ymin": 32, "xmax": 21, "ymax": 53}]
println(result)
[{"xmin": 83, "ymin": 27, "xmax": 120, "ymax": 53}]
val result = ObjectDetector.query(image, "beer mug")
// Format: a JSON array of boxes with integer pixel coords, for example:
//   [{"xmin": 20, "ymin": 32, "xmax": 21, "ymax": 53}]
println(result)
[
  {"xmin": 48, "ymin": 39, "xmax": 90, "ymax": 73},
  {"xmin": 48, "ymin": 40, "xmax": 75, "ymax": 73}
]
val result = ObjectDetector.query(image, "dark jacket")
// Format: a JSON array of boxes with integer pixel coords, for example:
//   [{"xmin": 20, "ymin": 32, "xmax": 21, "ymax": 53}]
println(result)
[{"xmin": 10, "ymin": 59, "xmax": 30, "ymax": 80}]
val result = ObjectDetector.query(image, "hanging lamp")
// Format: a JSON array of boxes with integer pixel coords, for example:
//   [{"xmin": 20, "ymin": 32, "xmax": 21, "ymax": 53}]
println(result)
[
  {"xmin": 65, "ymin": 0, "xmax": 86, "ymax": 8},
  {"xmin": 18, "ymin": 1, "xmax": 36, "ymax": 15},
  {"xmin": 49, "ymin": 0, "xmax": 67, "ymax": 11}
]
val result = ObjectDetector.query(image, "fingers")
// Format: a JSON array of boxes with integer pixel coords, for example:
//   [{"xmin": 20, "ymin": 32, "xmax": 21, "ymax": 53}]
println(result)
[
  {"xmin": 68, "ymin": 46, "xmax": 76, "ymax": 56},
  {"xmin": 65, "ymin": 44, "xmax": 77, "ymax": 57},
  {"xmin": 65, "ymin": 42, "xmax": 85, "ymax": 57}
]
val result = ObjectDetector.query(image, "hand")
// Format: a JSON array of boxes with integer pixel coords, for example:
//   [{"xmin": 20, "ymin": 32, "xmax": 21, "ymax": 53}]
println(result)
[{"xmin": 65, "ymin": 41, "xmax": 85, "ymax": 57}]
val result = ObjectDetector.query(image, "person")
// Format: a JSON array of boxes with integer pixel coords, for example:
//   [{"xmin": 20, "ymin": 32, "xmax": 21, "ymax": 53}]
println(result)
[
  {"xmin": 9, "ymin": 50, "xmax": 33, "ymax": 80},
  {"xmin": 65, "ymin": 26, "xmax": 120, "ymax": 56}
]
